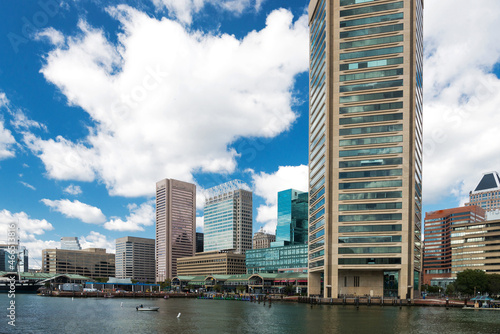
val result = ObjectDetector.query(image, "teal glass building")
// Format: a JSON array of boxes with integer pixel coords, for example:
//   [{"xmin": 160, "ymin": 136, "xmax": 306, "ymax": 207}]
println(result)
[{"xmin": 246, "ymin": 189, "xmax": 309, "ymax": 273}]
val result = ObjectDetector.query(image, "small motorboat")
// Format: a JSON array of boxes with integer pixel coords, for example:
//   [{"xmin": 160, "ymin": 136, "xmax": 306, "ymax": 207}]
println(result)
[{"xmin": 136, "ymin": 305, "xmax": 159, "ymax": 311}]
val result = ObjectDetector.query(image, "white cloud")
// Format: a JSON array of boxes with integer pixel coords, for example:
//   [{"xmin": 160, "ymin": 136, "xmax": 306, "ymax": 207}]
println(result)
[
  {"xmin": 28, "ymin": 6, "xmax": 308, "ymax": 198},
  {"xmin": 63, "ymin": 184, "xmax": 82, "ymax": 195},
  {"xmin": 41, "ymin": 198, "xmax": 107, "ymax": 224},
  {"xmin": 250, "ymin": 165, "xmax": 308, "ymax": 232},
  {"xmin": 196, "ymin": 215, "xmax": 204, "ymax": 232},
  {"xmin": 79, "ymin": 231, "xmax": 116, "ymax": 253},
  {"xmin": 422, "ymin": 0, "xmax": 500, "ymax": 206},
  {"xmin": 36, "ymin": 27, "xmax": 65, "ymax": 46},
  {"xmin": 10, "ymin": 109, "xmax": 47, "ymax": 131},
  {"xmin": 103, "ymin": 201, "xmax": 154, "ymax": 232},
  {"xmin": 0, "ymin": 209, "xmax": 55, "ymax": 269},
  {"xmin": 20, "ymin": 181, "xmax": 36, "ymax": 191},
  {"xmin": 151, "ymin": 0, "xmax": 265, "ymax": 25},
  {"xmin": 0, "ymin": 92, "xmax": 16, "ymax": 160}
]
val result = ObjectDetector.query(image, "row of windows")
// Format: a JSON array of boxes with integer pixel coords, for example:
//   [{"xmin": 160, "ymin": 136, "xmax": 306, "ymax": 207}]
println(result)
[
  {"xmin": 340, "ymin": 179, "xmax": 402, "ymax": 190},
  {"xmin": 339, "ymin": 257, "xmax": 401, "ymax": 265},
  {"xmin": 340, "ymin": 23, "xmax": 404, "ymax": 39},
  {"xmin": 340, "ymin": 135, "xmax": 403, "ymax": 147},
  {"xmin": 340, "ymin": 35, "xmax": 403, "ymax": 50},
  {"xmin": 340, "ymin": 123, "xmax": 403, "ymax": 136},
  {"xmin": 340, "ymin": 46, "xmax": 403, "ymax": 61},
  {"xmin": 339, "ymin": 0, "xmax": 376, "ymax": 6},
  {"xmin": 340, "ymin": 69, "xmax": 403, "ymax": 83},
  {"xmin": 339, "ymin": 146, "xmax": 403, "ymax": 157},
  {"xmin": 339, "ymin": 246, "xmax": 401, "ymax": 254},
  {"xmin": 339, "ymin": 202, "xmax": 402, "ymax": 211},
  {"xmin": 339, "ymin": 191, "xmax": 402, "ymax": 201},
  {"xmin": 338, "ymin": 213, "xmax": 402, "ymax": 222},
  {"xmin": 339, "ymin": 157, "xmax": 402, "ymax": 168},
  {"xmin": 340, "ymin": 12, "xmax": 403, "ymax": 28},
  {"xmin": 340, "ymin": 90, "xmax": 403, "ymax": 104},
  {"xmin": 340, "ymin": 2, "xmax": 403, "ymax": 18},
  {"xmin": 340, "ymin": 57, "xmax": 403, "ymax": 71},
  {"xmin": 339, "ymin": 168, "xmax": 402, "ymax": 179},
  {"xmin": 340, "ymin": 79, "xmax": 403, "ymax": 94}
]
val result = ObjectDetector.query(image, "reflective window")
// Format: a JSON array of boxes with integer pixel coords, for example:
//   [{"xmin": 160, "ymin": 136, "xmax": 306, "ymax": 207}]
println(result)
[
  {"xmin": 339, "ymin": 202, "xmax": 402, "ymax": 211},
  {"xmin": 340, "ymin": 57, "xmax": 403, "ymax": 71},
  {"xmin": 339, "ymin": 235, "xmax": 402, "ymax": 243},
  {"xmin": 340, "ymin": 124, "xmax": 403, "ymax": 136},
  {"xmin": 339, "ymin": 258, "xmax": 402, "ymax": 265},
  {"xmin": 339, "ymin": 224, "xmax": 402, "ymax": 233},
  {"xmin": 339, "ymin": 146, "xmax": 403, "ymax": 157},
  {"xmin": 340, "ymin": 2, "xmax": 403, "ymax": 17},
  {"xmin": 339, "ymin": 102, "xmax": 403, "ymax": 114},
  {"xmin": 339, "ymin": 112, "xmax": 403, "ymax": 125},
  {"xmin": 339, "ymin": 180, "xmax": 402, "ymax": 190},
  {"xmin": 340, "ymin": 80, "xmax": 403, "ymax": 93},
  {"xmin": 339, "ymin": 157, "xmax": 402, "ymax": 168},
  {"xmin": 340, "ymin": 35, "xmax": 403, "ymax": 50},
  {"xmin": 340, "ymin": 0, "xmax": 377, "ymax": 6},
  {"xmin": 339, "ymin": 191, "xmax": 402, "ymax": 201},
  {"xmin": 340, "ymin": 23, "xmax": 404, "ymax": 38},
  {"xmin": 340, "ymin": 69, "xmax": 403, "ymax": 82},
  {"xmin": 339, "ymin": 168, "xmax": 402, "ymax": 179},
  {"xmin": 338, "ymin": 213, "xmax": 402, "ymax": 222},
  {"xmin": 340, "ymin": 135, "xmax": 403, "ymax": 147},
  {"xmin": 339, "ymin": 246, "xmax": 401, "ymax": 254},
  {"xmin": 340, "ymin": 46, "xmax": 403, "ymax": 61},
  {"xmin": 340, "ymin": 91, "xmax": 403, "ymax": 103},
  {"xmin": 340, "ymin": 12, "xmax": 403, "ymax": 28}
]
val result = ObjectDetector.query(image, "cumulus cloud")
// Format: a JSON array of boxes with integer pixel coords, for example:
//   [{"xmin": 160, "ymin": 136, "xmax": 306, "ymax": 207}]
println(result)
[
  {"xmin": 0, "ymin": 209, "xmax": 55, "ymax": 269},
  {"xmin": 10, "ymin": 109, "xmax": 47, "ymax": 131},
  {"xmin": 79, "ymin": 231, "xmax": 116, "ymax": 253},
  {"xmin": 41, "ymin": 198, "xmax": 107, "ymax": 224},
  {"xmin": 151, "ymin": 0, "xmax": 265, "ymax": 25},
  {"xmin": 422, "ymin": 0, "xmax": 500, "ymax": 205},
  {"xmin": 63, "ymin": 184, "xmax": 82, "ymax": 195},
  {"xmin": 250, "ymin": 165, "xmax": 308, "ymax": 232},
  {"xmin": 28, "ymin": 6, "xmax": 308, "ymax": 198},
  {"xmin": 35, "ymin": 27, "xmax": 65, "ymax": 46},
  {"xmin": 103, "ymin": 201, "xmax": 154, "ymax": 232}
]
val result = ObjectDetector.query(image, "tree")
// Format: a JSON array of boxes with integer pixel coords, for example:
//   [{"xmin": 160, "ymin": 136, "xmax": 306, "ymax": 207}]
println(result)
[
  {"xmin": 236, "ymin": 285, "xmax": 246, "ymax": 294},
  {"xmin": 455, "ymin": 269, "xmax": 488, "ymax": 296},
  {"xmin": 487, "ymin": 274, "xmax": 500, "ymax": 296},
  {"xmin": 213, "ymin": 284, "xmax": 222, "ymax": 293},
  {"xmin": 445, "ymin": 283, "xmax": 455, "ymax": 296},
  {"xmin": 160, "ymin": 278, "xmax": 171, "ymax": 291},
  {"xmin": 283, "ymin": 285, "xmax": 295, "ymax": 295}
]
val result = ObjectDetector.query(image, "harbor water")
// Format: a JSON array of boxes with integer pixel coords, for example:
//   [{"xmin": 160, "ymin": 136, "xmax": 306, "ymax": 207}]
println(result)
[{"xmin": 1, "ymin": 294, "xmax": 499, "ymax": 333}]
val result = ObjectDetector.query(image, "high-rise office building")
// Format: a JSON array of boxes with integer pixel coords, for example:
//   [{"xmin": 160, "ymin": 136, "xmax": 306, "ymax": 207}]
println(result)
[
  {"xmin": 156, "ymin": 178, "xmax": 196, "ymax": 282},
  {"xmin": 465, "ymin": 172, "xmax": 500, "ymax": 212},
  {"xmin": 41, "ymin": 248, "xmax": 115, "ymax": 279},
  {"xmin": 196, "ymin": 232, "xmax": 204, "ymax": 253},
  {"xmin": 307, "ymin": 0, "xmax": 423, "ymax": 298},
  {"xmin": 204, "ymin": 180, "xmax": 252, "ymax": 254},
  {"xmin": 274, "ymin": 189, "xmax": 309, "ymax": 247},
  {"xmin": 253, "ymin": 230, "xmax": 276, "ymax": 250},
  {"xmin": 60, "ymin": 237, "xmax": 82, "ymax": 250},
  {"xmin": 116, "ymin": 236, "xmax": 155, "ymax": 282},
  {"xmin": 422, "ymin": 206, "xmax": 485, "ymax": 285},
  {"xmin": 0, "ymin": 245, "xmax": 28, "ymax": 272}
]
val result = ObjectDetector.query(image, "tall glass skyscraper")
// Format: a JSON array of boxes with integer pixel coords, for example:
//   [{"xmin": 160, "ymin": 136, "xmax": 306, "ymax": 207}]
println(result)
[
  {"xmin": 275, "ymin": 189, "xmax": 309, "ymax": 246},
  {"xmin": 307, "ymin": 0, "xmax": 423, "ymax": 299},
  {"xmin": 204, "ymin": 180, "xmax": 253, "ymax": 254}
]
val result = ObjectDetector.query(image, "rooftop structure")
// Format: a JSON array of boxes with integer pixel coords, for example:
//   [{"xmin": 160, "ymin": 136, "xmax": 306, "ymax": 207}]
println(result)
[
  {"xmin": 466, "ymin": 172, "xmax": 500, "ymax": 212},
  {"xmin": 252, "ymin": 230, "xmax": 276, "ymax": 250},
  {"xmin": 60, "ymin": 237, "xmax": 82, "ymax": 251}
]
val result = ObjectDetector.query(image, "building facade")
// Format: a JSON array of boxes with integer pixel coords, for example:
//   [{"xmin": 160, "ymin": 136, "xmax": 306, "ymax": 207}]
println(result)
[
  {"xmin": 465, "ymin": 172, "xmax": 500, "ymax": 212},
  {"xmin": 115, "ymin": 236, "xmax": 155, "ymax": 282},
  {"xmin": 41, "ymin": 248, "xmax": 115, "ymax": 279},
  {"xmin": 196, "ymin": 232, "xmax": 204, "ymax": 253},
  {"xmin": 155, "ymin": 178, "xmax": 196, "ymax": 282},
  {"xmin": 0, "ymin": 245, "xmax": 28, "ymax": 272},
  {"xmin": 451, "ymin": 218, "xmax": 500, "ymax": 276},
  {"xmin": 307, "ymin": 0, "xmax": 423, "ymax": 298},
  {"xmin": 60, "ymin": 237, "xmax": 82, "ymax": 250},
  {"xmin": 177, "ymin": 250, "xmax": 246, "ymax": 276},
  {"xmin": 274, "ymin": 189, "xmax": 309, "ymax": 246},
  {"xmin": 253, "ymin": 231, "xmax": 276, "ymax": 250},
  {"xmin": 204, "ymin": 180, "xmax": 252, "ymax": 254},
  {"xmin": 246, "ymin": 244, "xmax": 309, "ymax": 274},
  {"xmin": 423, "ymin": 206, "xmax": 485, "ymax": 285}
]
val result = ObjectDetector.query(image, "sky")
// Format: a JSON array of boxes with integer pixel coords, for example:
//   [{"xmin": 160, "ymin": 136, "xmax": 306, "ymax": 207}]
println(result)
[{"xmin": 1, "ymin": 0, "xmax": 500, "ymax": 269}]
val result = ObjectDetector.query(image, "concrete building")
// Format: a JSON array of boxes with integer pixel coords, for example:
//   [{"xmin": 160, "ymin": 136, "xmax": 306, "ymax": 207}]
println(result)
[
  {"xmin": 423, "ymin": 206, "xmax": 485, "ymax": 285},
  {"xmin": 451, "ymin": 217, "xmax": 500, "ymax": 276},
  {"xmin": 177, "ymin": 250, "xmax": 246, "ymax": 276},
  {"xmin": 307, "ymin": 0, "xmax": 423, "ymax": 298},
  {"xmin": 115, "ymin": 236, "xmax": 155, "ymax": 282},
  {"xmin": 465, "ymin": 172, "xmax": 500, "ymax": 212},
  {"xmin": 204, "ymin": 180, "xmax": 252, "ymax": 254},
  {"xmin": 196, "ymin": 232, "xmax": 204, "ymax": 253},
  {"xmin": 252, "ymin": 230, "xmax": 276, "ymax": 250},
  {"xmin": 155, "ymin": 178, "xmax": 196, "ymax": 282},
  {"xmin": 41, "ymin": 248, "xmax": 115, "ymax": 279},
  {"xmin": 60, "ymin": 237, "xmax": 82, "ymax": 250}
]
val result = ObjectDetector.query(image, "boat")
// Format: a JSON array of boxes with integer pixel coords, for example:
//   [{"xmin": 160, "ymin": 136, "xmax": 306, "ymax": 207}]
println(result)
[
  {"xmin": 136, "ymin": 305, "xmax": 160, "ymax": 311},
  {"xmin": 0, "ymin": 276, "xmax": 41, "ymax": 294}
]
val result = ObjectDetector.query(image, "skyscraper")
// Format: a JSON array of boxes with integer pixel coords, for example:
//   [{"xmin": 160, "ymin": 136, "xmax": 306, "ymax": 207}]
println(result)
[
  {"xmin": 60, "ymin": 237, "xmax": 82, "ymax": 250},
  {"xmin": 274, "ymin": 189, "xmax": 309, "ymax": 246},
  {"xmin": 307, "ymin": 0, "xmax": 423, "ymax": 299},
  {"xmin": 116, "ymin": 236, "xmax": 155, "ymax": 282},
  {"xmin": 204, "ymin": 180, "xmax": 252, "ymax": 254},
  {"xmin": 465, "ymin": 172, "xmax": 500, "ymax": 212},
  {"xmin": 155, "ymin": 178, "xmax": 196, "ymax": 282}
]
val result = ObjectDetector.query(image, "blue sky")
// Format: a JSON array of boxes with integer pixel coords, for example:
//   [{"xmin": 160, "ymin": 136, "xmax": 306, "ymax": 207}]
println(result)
[{"xmin": 1, "ymin": 0, "xmax": 500, "ymax": 269}]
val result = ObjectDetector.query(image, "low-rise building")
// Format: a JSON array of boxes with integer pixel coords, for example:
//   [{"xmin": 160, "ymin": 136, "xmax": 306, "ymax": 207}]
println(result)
[
  {"xmin": 42, "ymin": 248, "xmax": 115, "ymax": 279},
  {"xmin": 252, "ymin": 231, "xmax": 276, "ymax": 250},
  {"xmin": 177, "ymin": 250, "xmax": 246, "ymax": 276},
  {"xmin": 246, "ymin": 244, "xmax": 308, "ymax": 274}
]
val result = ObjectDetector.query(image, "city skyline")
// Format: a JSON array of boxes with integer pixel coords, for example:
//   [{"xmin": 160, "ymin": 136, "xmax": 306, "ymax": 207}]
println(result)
[{"xmin": 0, "ymin": 0, "xmax": 500, "ymax": 269}]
